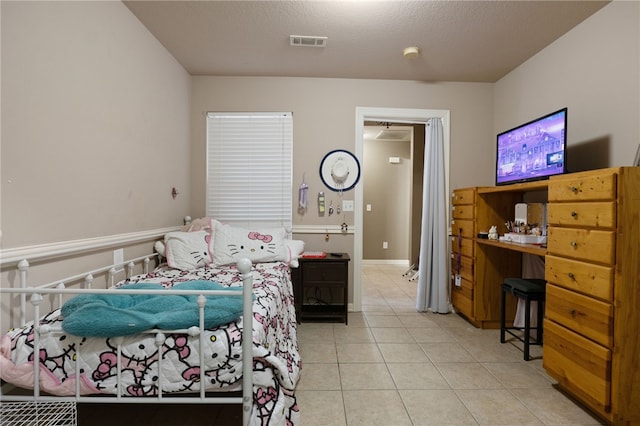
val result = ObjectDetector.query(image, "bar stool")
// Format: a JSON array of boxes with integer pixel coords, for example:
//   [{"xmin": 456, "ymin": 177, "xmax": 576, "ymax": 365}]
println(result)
[{"xmin": 500, "ymin": 277, "xmax": 546, "ymax": 360}]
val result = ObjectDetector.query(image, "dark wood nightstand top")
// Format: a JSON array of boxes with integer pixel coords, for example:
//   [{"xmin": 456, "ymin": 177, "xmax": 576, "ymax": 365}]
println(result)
[{"xmin": 299, "ymin": 253, "xmax": 350, "ymax": 262}]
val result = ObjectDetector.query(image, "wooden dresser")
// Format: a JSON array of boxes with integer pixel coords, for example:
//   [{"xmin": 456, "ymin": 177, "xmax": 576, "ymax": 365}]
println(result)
[
  {"xmin": 543, "ymin": 167, "xmax": 640, "ymax": 424},
  {"xmin": 450, "ymin": 167, "xmax": 639, "ymax": 423},
  {"xmin": 450, "ymin": 187, "xmax": 476, "ymax": 320}
]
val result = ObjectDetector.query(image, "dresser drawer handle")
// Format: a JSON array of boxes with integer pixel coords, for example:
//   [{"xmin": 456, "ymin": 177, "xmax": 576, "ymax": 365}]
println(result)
[
  {"xmin": 569, "ymin": 309, "xmax": 577, "ymax": 317},
  {"xmin": 570, "ymin": 211, "xmax": 578, "ymax": 218},
  {"xmin": 570, "ymin": 241, "xmax": 578, "ymax": 248},
  {"xmin": 570, "ymin": 186, "xmax": 578, "ymax": 193},
  {"xmin": 568, "ymin": 272, "xmax": 575, "ymax": 280}
]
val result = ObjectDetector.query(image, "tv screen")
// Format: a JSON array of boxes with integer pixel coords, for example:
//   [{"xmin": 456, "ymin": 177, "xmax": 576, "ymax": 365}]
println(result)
[{"xmin": 495, "ymin": 108, "xmax": 567, "ymax": 186}]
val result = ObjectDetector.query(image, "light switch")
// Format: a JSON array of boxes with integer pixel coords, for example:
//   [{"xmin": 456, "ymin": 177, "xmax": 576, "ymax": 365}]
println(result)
[{"xmin": 366, "ymin": 204, "xmax": 372, "ymax": 212}]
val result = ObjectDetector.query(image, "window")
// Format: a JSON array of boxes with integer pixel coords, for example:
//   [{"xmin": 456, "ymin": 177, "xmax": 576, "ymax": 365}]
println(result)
[{"xmin": 206, "ymin": 112, "xmax": 293, "ymax": 230}]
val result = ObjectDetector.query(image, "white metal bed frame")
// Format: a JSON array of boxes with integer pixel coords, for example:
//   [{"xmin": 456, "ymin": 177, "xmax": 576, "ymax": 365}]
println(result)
[{"xmin": 0, "ymin": 253, "xmax": 255, "ymax": 426}]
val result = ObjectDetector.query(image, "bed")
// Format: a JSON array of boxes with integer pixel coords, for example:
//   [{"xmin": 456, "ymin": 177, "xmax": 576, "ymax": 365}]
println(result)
[{"xmin": 0, "ymin": 218, "xmax": 303, "ymax": 426}]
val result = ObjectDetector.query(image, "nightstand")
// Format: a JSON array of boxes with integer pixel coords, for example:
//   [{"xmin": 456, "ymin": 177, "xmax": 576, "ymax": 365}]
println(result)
[{"xmin": 291, "ymin": 254, "xmax": 350, "ymax": 324}]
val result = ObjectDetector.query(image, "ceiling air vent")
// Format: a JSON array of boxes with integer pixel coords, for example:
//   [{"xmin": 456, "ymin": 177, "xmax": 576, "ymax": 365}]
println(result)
[
  {"xmin": 289, "ymin": 35, "xmax": 328, "ymax": 47},
  {"xmin": 376, "ymin": 129, "xmax": 411, "ymax": 140}
]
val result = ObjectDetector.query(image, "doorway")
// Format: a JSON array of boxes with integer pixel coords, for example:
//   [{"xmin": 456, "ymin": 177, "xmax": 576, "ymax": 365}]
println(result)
[
  {"xmin": 362, "ymin": 123, "xmax": 414, "ymax": 263},
  {"xmin": 353, "ymin": 107, "xmax": 450, "ymax": 312}
]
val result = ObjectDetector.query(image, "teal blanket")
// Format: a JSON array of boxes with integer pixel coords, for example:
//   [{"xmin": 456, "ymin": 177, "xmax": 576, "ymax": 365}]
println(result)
[{"xmin": 61, "ymin": 281, "xmax": 244, "ymax": 337}]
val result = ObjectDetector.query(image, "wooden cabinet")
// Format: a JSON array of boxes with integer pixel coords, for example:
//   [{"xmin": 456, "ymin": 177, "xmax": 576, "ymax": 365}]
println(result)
[
  {"xmin": 291, "ymin": 254, "xmax": 350, "ymax": 324},
  {"xmin": 543, "ymin": 167, "xmax": 640, "ymax": 424},
  {"xmin": 450, "ymin": 188, "xmax": 477, "ymax": 320}
]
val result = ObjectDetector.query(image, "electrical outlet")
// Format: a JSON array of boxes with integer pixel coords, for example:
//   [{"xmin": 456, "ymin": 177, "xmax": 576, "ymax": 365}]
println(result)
[
  {"xmin": 113, "ymin": 248, "xmax": 124, "ymax": 272},
  {"xmin": 383, "ymin": 241, "xmax": 388, "ymax": 249},
  {"xmin": 342, "ymin": 200, "xmax": 354, "ymax": 212}
]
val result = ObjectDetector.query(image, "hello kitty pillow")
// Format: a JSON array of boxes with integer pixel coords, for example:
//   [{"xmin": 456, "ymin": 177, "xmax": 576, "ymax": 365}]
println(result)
[
  {"xmin": 164, "ymin": 230, "xmax": 212, "ymax": 270},
  {"xmin": 212, "ymin": 222, "xmax": 288, "ymax": 266}
]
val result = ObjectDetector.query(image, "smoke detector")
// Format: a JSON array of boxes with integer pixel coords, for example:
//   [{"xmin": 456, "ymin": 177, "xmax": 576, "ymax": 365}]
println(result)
[
  {"xmin": 403, "ymin": 46, "xmax": 420, "ymax": 59},
  {"xmin": 290, "ymin": 35, "xmax": 328, "ymax": 47}
]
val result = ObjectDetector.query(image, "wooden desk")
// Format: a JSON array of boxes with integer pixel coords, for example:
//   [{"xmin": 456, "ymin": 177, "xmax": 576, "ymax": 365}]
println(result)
[
  {"xmin": 451, "ymin": 181, "xmax": 548, "ymax": 329},
  {"xmin": 475, "ymin": 238, "xmax": 546, "ymax": 257},
  {"xmin": 451, "ymin": 167, "xmax": 640, "ymax": 424}
]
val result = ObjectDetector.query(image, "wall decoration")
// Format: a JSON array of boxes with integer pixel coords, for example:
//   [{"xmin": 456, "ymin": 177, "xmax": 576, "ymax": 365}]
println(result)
[{"xmin": 319, "ymin": 149, "xmax": 361, "ymax": 192}]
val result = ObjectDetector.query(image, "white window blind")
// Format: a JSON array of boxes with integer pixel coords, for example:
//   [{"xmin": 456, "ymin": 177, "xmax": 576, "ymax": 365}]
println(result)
[{"xmin": 206, "ymin": 112, "xmax": 293, "ymax": 230}]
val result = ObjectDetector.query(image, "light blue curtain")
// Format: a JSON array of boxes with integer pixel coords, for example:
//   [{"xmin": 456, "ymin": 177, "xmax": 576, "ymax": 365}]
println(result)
[{"xmin": 416, "ymin": 118, "xmax": 450, "ymax": 313}]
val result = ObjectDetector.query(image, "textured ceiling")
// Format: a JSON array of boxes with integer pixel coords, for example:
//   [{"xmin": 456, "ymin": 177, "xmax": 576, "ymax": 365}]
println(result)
[{"xmin": 124, "ymin": 0, "xmax": 609, "ymax": 83}]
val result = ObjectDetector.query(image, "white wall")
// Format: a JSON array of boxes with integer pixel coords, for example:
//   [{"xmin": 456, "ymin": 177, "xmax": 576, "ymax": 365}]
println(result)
[
  {"xmin": 1, "ymin": 1, "xmax": 192, "ymax": 248},
  {"xmin": 191, "ymin": 78, "xmax": 492, "ymax": 305},
  {"xmin": 2, "ymin": 0, "xmax": 635, "ymax": 313},
  {"xmin": 494, "ymin": 1, "xmax": 639, "ymax": 172},
  {"xmin": 1, "ymin": 2, "xmax": 634, "ymax": 248},
  {"xmin": 190, "ymin": 77, "xmax": 494, "ymax": 223}
]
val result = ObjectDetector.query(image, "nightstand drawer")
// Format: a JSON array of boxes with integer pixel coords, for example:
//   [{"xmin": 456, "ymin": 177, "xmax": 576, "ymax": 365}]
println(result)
[
  {"xmin": 302, "ymin": 262, "xmax": 347, "ymax": 284},
  {"xmin": 295, "ymin": 254, "xmax": 350, "ymax": 324},
  {"xmin": 545, "ymin": 284, "xmax": 613, "ymax": 347}
]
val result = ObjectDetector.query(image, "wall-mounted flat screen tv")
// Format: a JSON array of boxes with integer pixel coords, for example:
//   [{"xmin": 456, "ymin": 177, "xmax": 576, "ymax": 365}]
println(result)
[{"xmin": 495, "ymin": 108, "xmax": 567, "ymax": 186}]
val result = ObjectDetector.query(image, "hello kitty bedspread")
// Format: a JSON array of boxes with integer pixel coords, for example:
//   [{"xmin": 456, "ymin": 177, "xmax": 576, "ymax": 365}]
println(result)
[{"xmin": 0, "ymin": 262, "xmax": 301, "ymax": 426}]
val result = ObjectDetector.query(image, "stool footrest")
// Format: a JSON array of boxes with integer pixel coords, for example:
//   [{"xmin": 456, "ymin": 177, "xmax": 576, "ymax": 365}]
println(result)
[{"xmin": 501, "ymin": 327, "xmax": 543, "ymax": 346}]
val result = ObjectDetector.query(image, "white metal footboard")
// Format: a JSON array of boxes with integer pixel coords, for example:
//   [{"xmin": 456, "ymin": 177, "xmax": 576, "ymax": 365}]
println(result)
[{"xmin": 0, "ymin": 256, "xmax": 254, "ymax": 426}]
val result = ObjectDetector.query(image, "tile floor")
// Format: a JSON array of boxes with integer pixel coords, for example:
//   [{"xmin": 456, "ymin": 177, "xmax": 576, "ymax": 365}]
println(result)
[{"xmin": 295, "ymin": 263, "xmax": 605, "ymax": 426}]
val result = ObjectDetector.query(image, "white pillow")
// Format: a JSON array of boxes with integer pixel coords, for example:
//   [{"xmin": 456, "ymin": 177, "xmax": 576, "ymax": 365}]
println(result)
[
  {"xmin": 154, "ymin": 240, "xmax": 166, "ymax": 258},
  {"xmin": 213, "ymin": 222, "xmax": 288, "ymax": 266},
  {"xmin": 164, "ymin": 231, "xmax": 212, "ymax": 270},
  {"xmin": 183, "ymin": 216, "xmax": 215, "ymax": 233},
  {"xmin": 285, "ymin": 239, "xmax": 305, "ymax": 268}
]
